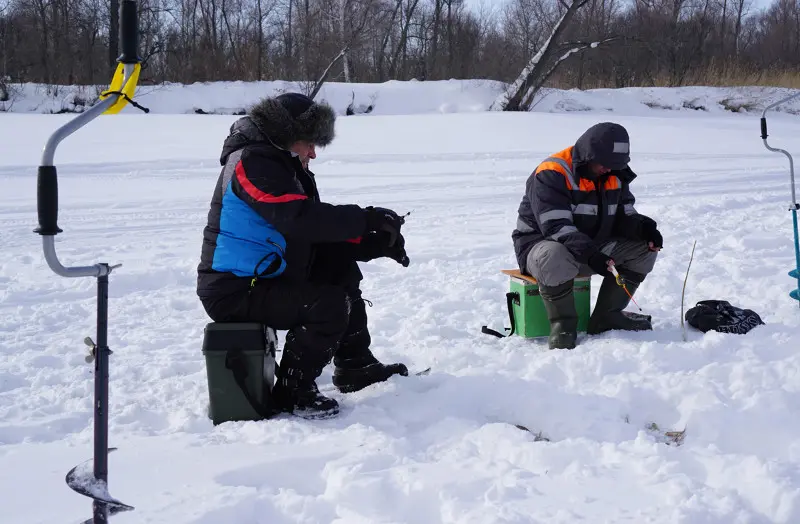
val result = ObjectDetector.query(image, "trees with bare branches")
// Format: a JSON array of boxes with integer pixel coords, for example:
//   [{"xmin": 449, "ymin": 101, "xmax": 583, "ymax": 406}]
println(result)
[{"xmin": 0, "ymin": 0, "xmax": 798, "ymax": 94}]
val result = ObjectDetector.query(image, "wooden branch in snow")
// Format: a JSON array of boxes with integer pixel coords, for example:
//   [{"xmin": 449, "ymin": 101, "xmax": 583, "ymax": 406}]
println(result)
[
  {"xmin": 309, "ymin": 46, "xmax": 350, "ymax": 100},
  {"xmin": 538, "ymin": 37, "xmax": 620, "ymax": 88},
  {"xmin": 558, "ymin": 36, "xmax": 625, "ymax": 48},
  {"xmin": 491, "ymin": 13, "xmax": 567, "ymax": 111},
  {"xmin": 492, "ymin": 0, "xmax": 591, "ymax": 111},
  {"xmin": 519, "ymin": 37, "xmax": 618, "ymax": 109}
]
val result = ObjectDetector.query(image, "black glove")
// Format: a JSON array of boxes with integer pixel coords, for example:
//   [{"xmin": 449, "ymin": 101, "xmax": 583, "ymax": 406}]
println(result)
[
  {"xmin": 364, "ymin": 206, "xmax": 404, "ymax": 247},
  {"xmin": 640, "ymin": 218, "xmax": 663, "ymax": 249},
  {"xmin": 588, "ymin": 251, "xmax": 614, "ymax": 277},
  {"xmin": 353, "ymin": 234, "xmax": 386, "ymax": 263},
  {"xmin": 387, "ymin": 232, "xmax": 410, "ymax": 267},
  {"xmin": 355, "ymin": 231, "xmax": 410, "ymax": 267}
]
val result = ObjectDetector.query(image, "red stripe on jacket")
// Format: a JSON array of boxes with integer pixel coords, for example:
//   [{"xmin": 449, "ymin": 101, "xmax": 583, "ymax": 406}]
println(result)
[{"xmin": 235, "ymin": 161, "xmax": 308, "ymax": 203}]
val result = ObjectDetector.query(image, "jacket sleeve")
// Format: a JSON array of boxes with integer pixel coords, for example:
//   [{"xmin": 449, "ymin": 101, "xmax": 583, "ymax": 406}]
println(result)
[
  {"xmin": 529, "ymin": 169, "xmax": 598, "ymax": 262},
  {"xmin": 231, "ymin": 150, "xmax": 366, "ymax": 243},
  {"xmin": 612, "ymin": 178, "xmax": 656, "ymax": 240}
]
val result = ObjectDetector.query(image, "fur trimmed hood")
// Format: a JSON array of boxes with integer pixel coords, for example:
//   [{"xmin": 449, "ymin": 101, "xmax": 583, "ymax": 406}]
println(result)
[{"xmin": 248, "ymin": 93, "xmax": 336, "ymax": 149}]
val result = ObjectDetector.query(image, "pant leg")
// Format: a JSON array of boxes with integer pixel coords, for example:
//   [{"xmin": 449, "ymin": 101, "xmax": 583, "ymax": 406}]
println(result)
[
  {"xmin": 525, "ymin": 241, "xmax": 581, "ymax": 287},
  {"xmin": 601, "ymin": 239, "xmax": 658, "ymax": 280},
  {"xmin": 310, "ymin": 243, "xmax": 372, "ymax": 360},
  {"xmin": 229, "ymin": 279, "xmax": 350, "ymax": 379},
  {"xmin": 309, "ymin": 243, "xmax": 363, "ymax": 290}
]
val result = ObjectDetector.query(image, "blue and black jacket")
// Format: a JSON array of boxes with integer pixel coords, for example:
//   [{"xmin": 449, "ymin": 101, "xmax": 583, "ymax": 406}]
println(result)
[{"xmin": 197, "ymin": 117, "xmax": 366, "ymax": 300}]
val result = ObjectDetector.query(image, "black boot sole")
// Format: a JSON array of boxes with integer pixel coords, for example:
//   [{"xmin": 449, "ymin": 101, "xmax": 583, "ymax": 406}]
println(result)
[{"xmin": 291, "ymin": 404, "xmax": 340, "ymax": 420}]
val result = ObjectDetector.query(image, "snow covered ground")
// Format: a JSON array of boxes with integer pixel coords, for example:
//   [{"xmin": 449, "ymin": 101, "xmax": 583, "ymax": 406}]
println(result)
[
  {"xmin": 4, "ymin": 79, "xmax": 800, "ymax": 118},
  {"xmin": 2, "ymin": 94, "xmax": 800, "ymax": 523}
]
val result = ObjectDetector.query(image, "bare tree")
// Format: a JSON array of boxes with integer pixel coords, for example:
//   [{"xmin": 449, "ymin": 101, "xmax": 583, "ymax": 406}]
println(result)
[
  {"xmin": 0, "ymin": 0, "xmax": 799, "ymax": 93},
  {"xmin": 110, "ymin": 0, "xmax": 118, "ymax": 69},
  {"xmin": 388, "ymin": 0, "xmax": 420, "ymax": 77},
  {"xmin": 496, "ymin": 0, "xmax": 616, "ymax": 111},
  {"xmin": 0, "ymin": 0, "xmax": 8, "ymax": 101},
  {"xmin": 375, "ymin": 0, "xmax": 402, "ymax": 80},
  {"xmin": 308, "ymin": 0, "xmax": 375, "ymax": 95},
  {"xmin": 732, "ymin": 0, "xmax": 750, "ymax": 55}
]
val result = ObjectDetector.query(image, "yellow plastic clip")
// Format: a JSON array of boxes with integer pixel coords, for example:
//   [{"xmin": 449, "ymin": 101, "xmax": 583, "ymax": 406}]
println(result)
[{"xmin": 100, "ymin": 63, "xmax": 141, "ymax": 115}]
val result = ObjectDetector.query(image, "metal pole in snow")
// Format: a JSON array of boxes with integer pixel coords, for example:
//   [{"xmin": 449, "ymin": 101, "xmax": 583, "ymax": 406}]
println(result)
[
  {"xmin": 760, "ymin": 91, "xmax": 800, "ymax": 305},
  {"xmin": 35, "ymin": 1, "xmax": 141, "ymax": 522}
]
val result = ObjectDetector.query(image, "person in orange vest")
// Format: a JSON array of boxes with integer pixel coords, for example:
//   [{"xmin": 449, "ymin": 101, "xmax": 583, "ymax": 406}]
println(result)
[{"xmin": 512, "ymin": 122, "xmax": 662, "ymax": 349}]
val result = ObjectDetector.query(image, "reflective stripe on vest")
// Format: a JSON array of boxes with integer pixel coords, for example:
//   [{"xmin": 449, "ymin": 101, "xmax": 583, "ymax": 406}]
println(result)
[{"xmin": 535, "ymin": 147, "xmax": 621, "ymax": 192}]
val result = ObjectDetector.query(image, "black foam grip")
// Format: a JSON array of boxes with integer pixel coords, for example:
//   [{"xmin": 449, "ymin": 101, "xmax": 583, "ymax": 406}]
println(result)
[
  {"xmin": 118, "ymin": 0, "xmax": 140, "ymax": 64},
  {"xmin": 35, "ymin": 166, "xmax": 62, "ymax": 235},
  {"xmin": 761, "ymin": 117, "xmax": 768, "ymax": 140}
]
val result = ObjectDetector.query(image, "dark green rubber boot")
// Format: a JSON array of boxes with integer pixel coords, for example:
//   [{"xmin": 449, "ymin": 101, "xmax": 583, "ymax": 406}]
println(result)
[
  {"xmin": 539, "ymin": 280, "xmax": 579, "ymax": 350},
  {"xmin": 588, "ymin": 275, "xmax": 652, "ymax": 335}
]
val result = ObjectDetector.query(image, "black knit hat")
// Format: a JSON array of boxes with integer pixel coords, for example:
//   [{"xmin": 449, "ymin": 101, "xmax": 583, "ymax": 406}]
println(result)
[{"xmin": 249, "ymin": 92, "xmax": 336, "ymax": 149}]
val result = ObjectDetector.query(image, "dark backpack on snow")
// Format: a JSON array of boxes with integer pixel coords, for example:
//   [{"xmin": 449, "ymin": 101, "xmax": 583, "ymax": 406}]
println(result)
[{"xmin": 685, "ymin": 300, "xmax": 765, "ymax": 334}]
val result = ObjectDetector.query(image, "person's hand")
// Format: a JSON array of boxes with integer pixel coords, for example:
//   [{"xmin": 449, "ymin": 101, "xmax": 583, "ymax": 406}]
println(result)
[
  {"xmin": 354, "ymin": 231, "xmax": 410, "ymax": 267},
  {"xmin": 364, "ymin": 206, "xmax": 404, "ymax": 247},
  {"xmin": 588, "ymin": 251, "xmax": 614, "ymax": 277},
  {"xmin": 386, "ymin": 232, "xmax": 410, "ymax": 267},
  {"xmin": 640, "ymin": 218, "xmax": 663, "ymax": 251}
]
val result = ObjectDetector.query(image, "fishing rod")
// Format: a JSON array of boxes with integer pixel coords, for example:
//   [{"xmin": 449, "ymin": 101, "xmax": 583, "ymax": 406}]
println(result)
[{"xmin": 35, "ymin": 1, "xmax": 147, "ymax": 522}]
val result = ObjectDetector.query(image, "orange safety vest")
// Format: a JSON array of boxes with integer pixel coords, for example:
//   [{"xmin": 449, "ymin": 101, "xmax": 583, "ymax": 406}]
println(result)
[{"xmin": 534, "ymin": 147, "xmax": 620, "ymax": 192}]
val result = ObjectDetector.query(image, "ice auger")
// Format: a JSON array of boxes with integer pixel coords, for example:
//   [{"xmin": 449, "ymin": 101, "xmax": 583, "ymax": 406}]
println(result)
[
  {"xmin": 760, "ymin": 91, "xmax": 800, "ymax": 305},
  {"xmin": 34, "ymin": 1, "xmax": 147, "ymax": 522}
]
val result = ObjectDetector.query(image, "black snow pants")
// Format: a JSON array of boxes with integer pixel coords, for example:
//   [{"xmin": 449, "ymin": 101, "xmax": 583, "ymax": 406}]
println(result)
[{"xmin": 201, "ymin": 243, "xmax": 371, "ymax": 380}]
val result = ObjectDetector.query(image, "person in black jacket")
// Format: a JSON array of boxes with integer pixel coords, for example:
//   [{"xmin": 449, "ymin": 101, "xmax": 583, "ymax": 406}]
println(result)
[
  {"xmin": 512, "ymin": 122, "xmax": 662, "ymax": 349},
  {"xmin": 197, "ymin": 93, "xmax": 410, "ymax": 419}
]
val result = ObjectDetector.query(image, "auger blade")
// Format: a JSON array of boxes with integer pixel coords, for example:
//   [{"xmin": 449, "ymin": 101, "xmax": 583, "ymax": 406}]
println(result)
[{"xmin": 66, "ymin": 449, "xmax": 134, "ymax": 514}]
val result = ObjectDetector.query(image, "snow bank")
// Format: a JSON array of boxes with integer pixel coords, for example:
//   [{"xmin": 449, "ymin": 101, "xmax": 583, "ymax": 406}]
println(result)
[{"xmin": 2, "ymin": 79, "xmax": 799, "ymax": 118}]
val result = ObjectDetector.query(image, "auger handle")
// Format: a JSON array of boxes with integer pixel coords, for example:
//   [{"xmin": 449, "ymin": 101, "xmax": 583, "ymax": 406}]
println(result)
[{"xmin": 118, "ymin": 0, "xmax": 140, "ymax": 64}]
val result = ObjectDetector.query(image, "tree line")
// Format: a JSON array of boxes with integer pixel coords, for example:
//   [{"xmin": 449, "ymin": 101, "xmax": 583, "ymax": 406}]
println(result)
[{"xmin": 1, "ymin": 0, "xmax": 799, "ymax": 97}]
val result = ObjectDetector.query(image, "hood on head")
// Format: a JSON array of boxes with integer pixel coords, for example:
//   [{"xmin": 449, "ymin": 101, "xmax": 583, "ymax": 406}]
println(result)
[
  {"xmin": 248, "ymin": 93, "xmax": 336, "ymax": 149},
  {"xmin": 572, "ymin": 122, "xmax": 631, "ymax": 174}
]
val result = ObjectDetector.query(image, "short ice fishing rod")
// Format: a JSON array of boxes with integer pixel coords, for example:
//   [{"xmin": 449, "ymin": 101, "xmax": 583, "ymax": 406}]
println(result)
[
  {"xmin": 609, "ymin": 263, "xmax": 643, "ymax": 312},
  {"xmin": 35, "ymin": 1, "xmax": 147, "ymax": 522}
]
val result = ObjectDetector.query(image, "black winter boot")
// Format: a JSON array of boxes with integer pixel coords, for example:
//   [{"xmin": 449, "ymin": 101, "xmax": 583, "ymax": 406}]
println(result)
[
  {"xmin": 588, "ymin": 274, "xmax": 652, "ymax": 335},
  {"xmin": 333, "ymin": 355, "xmax": 409, "ymax": 393},
  {"xmin": 332, "ymin": 296, "xmax": 409, "ymax": 393},
  {"xmin": 271, "ymin": 343, "xmax": 339, "ymax": 420},
  {"xmin": 539, "ymin": 280, "xmax": 579, "ymax": 350}
]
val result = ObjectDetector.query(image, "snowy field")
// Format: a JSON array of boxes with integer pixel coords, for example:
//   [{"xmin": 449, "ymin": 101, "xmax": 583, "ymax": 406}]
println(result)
[
  {"xmin": 5, "ymin": 79, "xmax": 800, "ymax": 118},
  {"xmin": 2, "ymin": 101, "xmax": 800, "ymax": 523}
]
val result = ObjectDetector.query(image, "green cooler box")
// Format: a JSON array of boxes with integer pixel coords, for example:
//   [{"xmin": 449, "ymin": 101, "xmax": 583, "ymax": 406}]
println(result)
[{"xmin": 502, "ymin": 269, "xmax": 592, "ymax": 338}]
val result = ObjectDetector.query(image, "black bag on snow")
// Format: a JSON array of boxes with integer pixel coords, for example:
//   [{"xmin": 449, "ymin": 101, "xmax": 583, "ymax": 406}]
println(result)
[{"xmin": 685, "ymin": 300, "xmax": 765, "ymax": 334}]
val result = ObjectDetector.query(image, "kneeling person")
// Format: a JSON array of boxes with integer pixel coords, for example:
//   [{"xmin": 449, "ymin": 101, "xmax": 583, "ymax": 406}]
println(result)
[{"xmin": 512, "ymin": 122, "xmax": 663, "ymax": 349}]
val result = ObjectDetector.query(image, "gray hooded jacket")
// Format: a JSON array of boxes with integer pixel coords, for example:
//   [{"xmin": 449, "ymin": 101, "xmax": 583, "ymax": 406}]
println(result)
[{"xmin": 512, "ymin": 122, "xmax": 655, "ymax": 270}]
